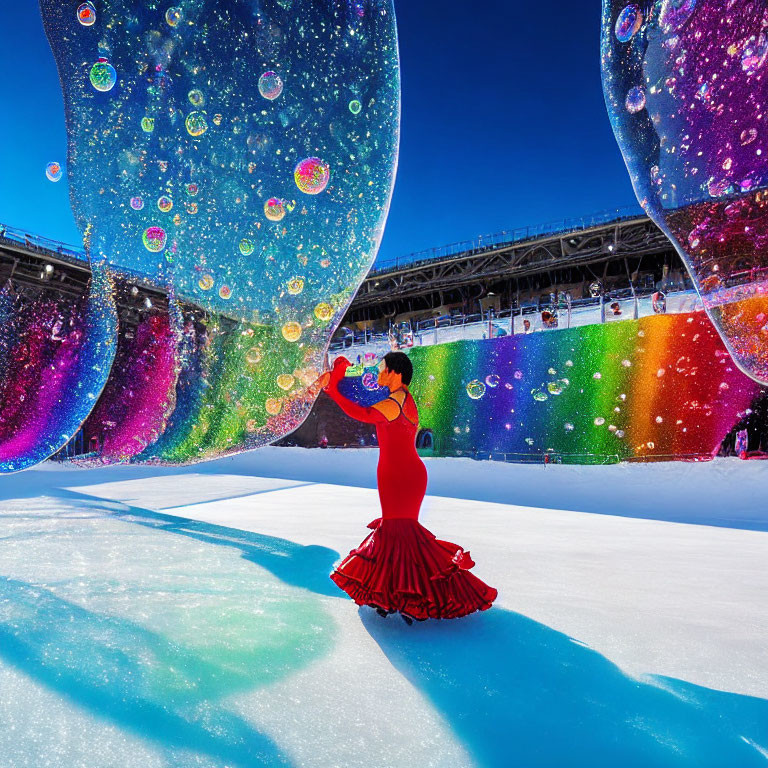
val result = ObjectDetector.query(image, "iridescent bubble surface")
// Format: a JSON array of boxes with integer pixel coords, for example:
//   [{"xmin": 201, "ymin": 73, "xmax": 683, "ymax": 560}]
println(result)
[
  {"xmin": 76, "ymin": 1, "xmax": 95, "ymax": 26},
  {"xmin": 615, "ymin": 4, "xmax": 643, "ymax": 43},
  {"xmin": 602, "ymin": 0, "xmax": 768, "ymax": 384},
  {"xmin": 258, "ymin": 71, "xmax": 284, "ymax": 101},
  {"xmin": 46, "ymin": 161, "xmax": 63, "ymax": 182},
  {"xmin": 89, "ymin": 58, "xmax": 116, "ymax": 92},
  {"xmin": 264, "ymin": 197, "xmax": 286, "ymax": 222},
  {"xmin": 466, "ymin": 380, "xmax": 486, "ymax": 400},
  {"xmin": 294, "ymin": 157, "xmax": 331, "ymax": 195}
]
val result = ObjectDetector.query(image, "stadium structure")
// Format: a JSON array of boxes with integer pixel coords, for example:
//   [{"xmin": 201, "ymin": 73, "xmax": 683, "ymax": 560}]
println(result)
[{"xmin": 0, "ymin": 210, "xmax": 764, "ymax": 461}]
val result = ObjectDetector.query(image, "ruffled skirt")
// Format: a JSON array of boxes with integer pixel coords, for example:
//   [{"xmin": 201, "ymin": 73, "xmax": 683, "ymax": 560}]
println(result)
[{"xmin": 331, "ymin": 517, "xmax": 497, "ymax": 620}]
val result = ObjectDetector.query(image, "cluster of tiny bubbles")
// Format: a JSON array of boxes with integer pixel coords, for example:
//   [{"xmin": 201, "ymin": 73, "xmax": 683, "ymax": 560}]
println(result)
[
  {"xmin": 142, "ymin": 227, "xmax": 167, "ymax": 253},
  {"xmin": 258, "ymin": 71, "xmax": 284, "ymax": 101},
  {"xmin": 165, "ymin": 7, "xmax": 183, "ymax": 27},
  {"xmin": 265, "ymin": 198, "xmax": 286, "ymax": 222},
  {"xmin": 89, "ymin": 57, "xmax": 116, "ymax": 92},
  {"xmin": 485, "ymin": 374, "xmax": 500, "ymax": 388},
  {"xmin": 239, "ymin": 239, "xmax": 254, "ymax": 257},
  {"xmin": 77, "ymin": 2, "xmax": 96, "ymax": 26},
  {"xmin": 564, "ymin": 422, "xmax": 575, "ymax": 432},
  {"xmin": 466, "ymin": 380, "xmax": 486, "ymax": 400},
  {"xmin": 513, "ymin": 370, "xmax": 524, "ymax": 380},
  {"xmin": 349, "ymin": 99, "xmax": 362, "ymax": 115},
  {"xmin": 45, "ymin": 161, "xmax": 63, "ymax": 182},
  {"xmin": 294, "ymin": 157, "xmax": 331, "ymax": 195},
  {"xmin": 130, "ymin": 196, "xmax": 144, "ymax": 210}
]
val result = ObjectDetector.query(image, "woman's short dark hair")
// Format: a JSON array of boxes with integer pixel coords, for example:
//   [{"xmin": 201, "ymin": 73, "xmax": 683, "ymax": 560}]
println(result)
[{"xmin": 383, "ymin": 352, "xmax": 413, "ymax": 385}]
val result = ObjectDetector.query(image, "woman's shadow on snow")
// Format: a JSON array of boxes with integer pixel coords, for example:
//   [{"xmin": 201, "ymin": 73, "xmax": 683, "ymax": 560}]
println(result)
[
  {"xmin": 108, "ymin": 500, "xmax": 342, "ymax": 598},
  {"xmin": 361, "ymin": 607, "xmax": 768, "ymax": 768},
  {"xmin": 22, "ymin": 485, "xmax": 343, "ymax": 598}
]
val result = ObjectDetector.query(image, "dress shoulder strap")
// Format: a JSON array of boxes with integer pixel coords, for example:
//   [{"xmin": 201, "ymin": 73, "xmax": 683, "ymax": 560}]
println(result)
[{"xmin": 389, "ymin": 390, "xmax": 418, "ymax": 427}]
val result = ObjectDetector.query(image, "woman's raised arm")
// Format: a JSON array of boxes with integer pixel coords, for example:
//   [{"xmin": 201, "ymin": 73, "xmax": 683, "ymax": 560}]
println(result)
[{"xmin": 323, "ymin": 357, "xmax": 389, "ymax": 425}]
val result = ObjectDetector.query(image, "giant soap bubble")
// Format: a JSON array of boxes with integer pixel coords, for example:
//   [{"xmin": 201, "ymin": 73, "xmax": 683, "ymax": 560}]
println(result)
[
  {"xmin": 602, "ymin": 1, "xmax": 768, "ymax": 385},
  {"xmin": 40, "ymin": 0, "xmax": 400, "ymax": 463},
  {"xmin": 0, "ymin": 264, "xmax": 117, "ymax": 473}
]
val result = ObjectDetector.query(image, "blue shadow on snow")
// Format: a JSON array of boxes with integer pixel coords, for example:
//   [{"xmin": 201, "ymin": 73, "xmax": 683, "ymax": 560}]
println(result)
[{"xmin": 362, "ymin": 606, "xmax": 768, "ymax": 768}]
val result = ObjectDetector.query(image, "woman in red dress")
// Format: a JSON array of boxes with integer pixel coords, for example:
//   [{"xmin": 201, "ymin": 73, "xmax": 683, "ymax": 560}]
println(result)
[{"xmin": 323, "ymin": 352, "xmax": 497, "ymax": 622}]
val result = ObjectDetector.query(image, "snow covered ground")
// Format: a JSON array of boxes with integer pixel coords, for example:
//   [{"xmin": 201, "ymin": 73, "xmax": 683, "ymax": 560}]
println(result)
[{"xmin": 0, "ymin": 448, "xmax": 766, "ymax": 767}]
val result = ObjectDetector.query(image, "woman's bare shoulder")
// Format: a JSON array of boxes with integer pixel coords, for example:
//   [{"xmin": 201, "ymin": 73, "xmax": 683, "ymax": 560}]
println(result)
[{"xmin": 372, "ymin": 398, "xmax": 401, "ymax": 422}]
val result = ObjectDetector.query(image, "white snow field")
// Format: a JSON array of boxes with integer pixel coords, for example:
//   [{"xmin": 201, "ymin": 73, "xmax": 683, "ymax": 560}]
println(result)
[{"xmin": 0, "ymin": 448, "xmax": 766, "ymax": 768}]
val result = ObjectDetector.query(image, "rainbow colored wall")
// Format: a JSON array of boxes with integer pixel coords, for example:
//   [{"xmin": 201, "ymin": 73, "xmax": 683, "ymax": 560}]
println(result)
[{"xmin": 406, "ymin": 312, "xmax": 762, "ymax": 462}]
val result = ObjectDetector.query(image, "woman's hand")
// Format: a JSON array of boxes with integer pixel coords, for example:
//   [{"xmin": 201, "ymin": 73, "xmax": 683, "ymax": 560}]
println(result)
[
  {"xmin": 329, "ymin": 356, "xmax": 352, "ymax": 386},
  {"xmin": 314, "ymin": 356, "xmax": 351, "ymax": 393},
  {"xmin": 333, "ymin": 356, "xmax": 352, "ymax": 371}
]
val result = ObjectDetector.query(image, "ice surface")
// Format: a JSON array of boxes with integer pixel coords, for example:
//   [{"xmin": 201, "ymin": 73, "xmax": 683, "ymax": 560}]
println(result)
[{"xmin": 0, "ymin": 449, "xmax": 766, "ymax": 766}]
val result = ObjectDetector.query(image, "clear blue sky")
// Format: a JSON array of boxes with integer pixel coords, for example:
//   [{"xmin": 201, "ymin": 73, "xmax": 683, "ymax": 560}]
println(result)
[{"xmin": 0, "ymin": 1, "xmax": 640, "ymax": 264}]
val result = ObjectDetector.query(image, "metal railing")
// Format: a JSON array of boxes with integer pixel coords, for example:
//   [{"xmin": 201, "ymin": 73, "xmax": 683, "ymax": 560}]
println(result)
[
  {"xmin": 622, "ymin": 453, "xmax": 716, "ymax": 463},
  {"xmin": 329, "ymin": 287, "xmax": 703, "ymax": 353},
  {"xmin": 442, "ymin": 450, "xmax": 622, "ymax": 465},
  {"xmin": 371, "ymin": 205, "xmax": 645, "ymax": 275},
  {"xmin": 0, "ymin": 221, "xmax": 86, "ymax": 264}
]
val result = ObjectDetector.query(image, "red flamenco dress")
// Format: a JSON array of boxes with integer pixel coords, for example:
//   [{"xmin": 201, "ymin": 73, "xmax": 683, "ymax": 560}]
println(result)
[{"xmin": 324, "ymin": 363, "xmax": 497, "ymax": 620}]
